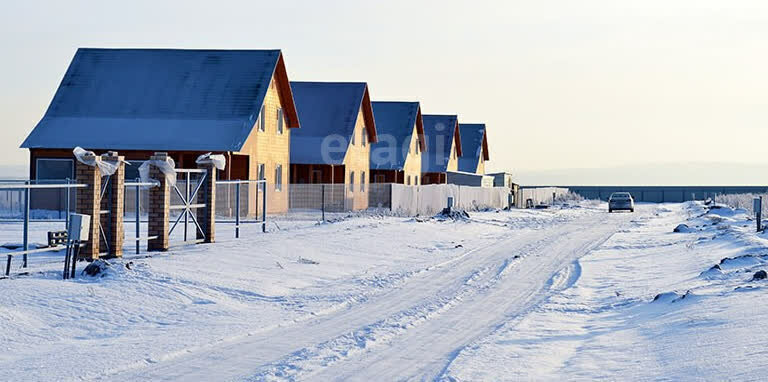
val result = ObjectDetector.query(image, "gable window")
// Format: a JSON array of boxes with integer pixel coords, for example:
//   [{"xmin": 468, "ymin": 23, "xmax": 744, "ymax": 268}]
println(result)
[
  {"xmin": 277, "ymin": 108, "xmax": 284, "ymax": 135},
  {"xmin": 257, "ymin": 163, "xmax": 265, "ymax": 180},
  {"xmin": 349, "ymin": 171, "xmax": 355, "ymax": 192},
  {"xmin": 362, "ymin": 128, "xmax": 367, "ymax": 147},
  {"xmin": 351, "ymin": 129, "xmax": 356, "ymax": 146},
  {"xmin": 275, "ymin": 164, "xmax": 283, "ymax": 191},
  {"xmin": 259, "ymin": 105, "xmax": 266, "ymax": 132},
  {"xmin": 361, "ymin": 171, "xmax": 366, "ymax": 192}
]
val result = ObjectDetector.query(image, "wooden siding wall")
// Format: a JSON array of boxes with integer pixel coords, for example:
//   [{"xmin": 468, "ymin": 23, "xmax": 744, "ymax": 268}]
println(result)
[
  {"xmin": 237, "ymin": 73, "xmax": 291, "ymax": 214},
  {"xmin": 342, "ymin": 107, "xmax": 371, "ymax": 210},
  {"xmin": 476, "ymin": 154, "xmax": 486, "ymax": 175},
  {"xmin": 402, "ymin": 122, "xmax": 422, "ymax": 185},
  {"xmin": 446, "ymin": 139, "xmax": 459, "ymax": 172}
]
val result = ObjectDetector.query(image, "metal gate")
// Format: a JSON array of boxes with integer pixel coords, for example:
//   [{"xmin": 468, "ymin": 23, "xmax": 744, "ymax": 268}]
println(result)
[{"xmin": 169, "ymin": 169, "xmax": 207, "ymax": 243}]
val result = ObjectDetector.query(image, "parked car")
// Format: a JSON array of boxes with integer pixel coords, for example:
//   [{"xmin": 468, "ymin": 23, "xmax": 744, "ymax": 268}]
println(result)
[{"xmin": 608, "ymin": 192, "xmax": 634, "ymax": 213}]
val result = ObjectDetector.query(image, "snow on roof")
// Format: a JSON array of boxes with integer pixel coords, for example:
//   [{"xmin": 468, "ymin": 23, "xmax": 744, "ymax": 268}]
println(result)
[
  {"xmin": 369, "ymin": 101, "xmax": 424, "ymax": 170},
  {"xmin": 457, "ymin": 123, "xmax": 489, "ymax": 173},
  {"xmin": 21, "ymin": 48, "xmax": 299, "ymax": 152},
  {"xmin": 290, "ymin": 81, "xmax": 376, "ymax": 165},
  {"xmin": 421, "ymin": 114, "xmax": 461, "ymax": 173}
]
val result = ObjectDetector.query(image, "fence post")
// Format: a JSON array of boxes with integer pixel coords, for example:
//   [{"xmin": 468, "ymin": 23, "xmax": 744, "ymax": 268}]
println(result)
[
  {"xmin": 23, "ymin": 181, "xmax": 30, "ymax": 268},
  {"xmin": 135, "ymin": 182, "xmax": 140, "ymax": 255},
  {"xmin": 321, "ymin": 184, "xmax": 326, "ymax": 222},
  {"xmin": 262, "ymin": 181, "xmax": 267, "ymax": 233},
  {"xmin": 755, "ymin": 197, "xmax": 763, "ymax": 232},
  {"xmin": 65, "ymin": 178, "xmax": 71, "ymax": 230},
  {"xmin": 147, "ymin": 152, "xmax": 170, "ymax": 252},
  {"xmin": 103, "ymin": 152, "xmax": 125, "ymax": 258},
  {"xmin": 196, "ymin": 163, "xmax": 216, "ymax": 243},
  {"xmin": 75, "ymin": 154, "xmax": 103, "ymax": 260},
  {"xmin": 235, "ymin": 182, "xmax": 240, "ymax": 239}
]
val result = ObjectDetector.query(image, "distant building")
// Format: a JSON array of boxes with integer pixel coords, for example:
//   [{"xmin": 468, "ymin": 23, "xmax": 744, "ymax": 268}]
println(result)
[
  {"xmin": 369, "ymin": 101, "xmax": 425, "ymax": 185},
  {"xmin": 421, "ymin": 115, "xmax": 462, "ymax": 184},
  {"xmin": 20, "ymin": 48, "xmax": 300, "ymax": 213},
  {"xmin": 446, "ymin": 171, "xmax": 494, "ymax": 188},
  {"xmin": 289, "ymin": 81, "xmax": 377, "ymax": 210},
  {"xmin": 457, "ymin": 123, "xmax": 489, "ymax": 174},
  {"xmin": 487, "ymin": 172, "xmax": 520, "ymax": 203}
]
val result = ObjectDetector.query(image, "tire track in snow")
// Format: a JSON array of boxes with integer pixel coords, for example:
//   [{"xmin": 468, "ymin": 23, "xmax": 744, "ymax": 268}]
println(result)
[{"xmin": 103, "ymin": 208, "xmax": 638, "ymax": 382}]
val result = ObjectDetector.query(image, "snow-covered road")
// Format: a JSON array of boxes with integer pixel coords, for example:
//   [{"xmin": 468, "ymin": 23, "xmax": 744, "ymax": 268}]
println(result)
[
  {"xmin": 103, "ymin": 208, "xmax": 639, "ymax": 381},
  {"xmin": 4, "ymin": 202, "xmax": 766, "ymax": 381}
]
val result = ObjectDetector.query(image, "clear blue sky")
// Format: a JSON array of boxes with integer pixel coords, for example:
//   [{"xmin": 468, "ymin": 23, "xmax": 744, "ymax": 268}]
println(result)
[{"xmin": 2, "ymin": 0, "xmax": 768, "ymax": 184}]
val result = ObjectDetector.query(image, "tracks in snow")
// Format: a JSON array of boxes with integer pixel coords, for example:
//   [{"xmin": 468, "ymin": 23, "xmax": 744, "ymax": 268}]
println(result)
[{"xmin": 104, "ymin": 210, "xmax": 639, "ymax": 382}]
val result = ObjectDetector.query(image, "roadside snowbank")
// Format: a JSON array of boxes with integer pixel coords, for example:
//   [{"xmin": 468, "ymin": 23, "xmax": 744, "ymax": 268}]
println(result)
[{"xmin": 443, "ymin": 202, "xmax": 768, "ymax": 380}]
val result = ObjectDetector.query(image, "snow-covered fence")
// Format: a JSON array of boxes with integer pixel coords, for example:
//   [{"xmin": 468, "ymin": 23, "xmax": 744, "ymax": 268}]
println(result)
[
  {"xmin": 517, "ymin": 187, "xmax": 570, "ymax": 207},
  {"xmin": 390, "ymin": 184, "xmax": 509, "ymax": 216},
  {"xmin": 286, "ymin": 183, "xmax": 510, "ymax": 219},
  {"xmin": 715, "ymin": 193, "xmax": 768, "ymax": 218}
]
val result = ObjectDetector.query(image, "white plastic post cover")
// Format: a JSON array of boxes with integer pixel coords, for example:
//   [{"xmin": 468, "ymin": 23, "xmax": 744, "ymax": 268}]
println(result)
[
  {"xmin": 138, "ymin": 157, "xmax": 177, "ymax": 187},
  {"xmin": 72, "ymin": 147, "xmax": 118, "ymax": 176},
  {"xmin": 195, "ymin": 152, "xmax": 226, "ymax": 170}
]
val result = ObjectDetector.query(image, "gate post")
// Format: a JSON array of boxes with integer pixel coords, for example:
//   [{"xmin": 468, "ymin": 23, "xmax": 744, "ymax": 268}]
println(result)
[
  {"xmin": 75, "ymin": 153, "xmax": 102, "ymax": 260},
  {"xmin": 148, "ymin": 152, "xmax": 171, "ymax": 252},
  {"xmin": 102, "ymin": 152, "xmax": 125, "ymax": 258},
  {"xmin": 196, "ymin": 162, "xmax": 216, "ymax": 243}
]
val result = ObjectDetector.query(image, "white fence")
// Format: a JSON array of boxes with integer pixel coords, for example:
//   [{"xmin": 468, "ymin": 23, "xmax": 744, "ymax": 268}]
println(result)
[
  {"xmin": 391, "ymin": 184, "xmax": 510, "ymax": 216},
  {"xmin": 516, "ymin": 187, "xmax": 570, "ymax": 207}
]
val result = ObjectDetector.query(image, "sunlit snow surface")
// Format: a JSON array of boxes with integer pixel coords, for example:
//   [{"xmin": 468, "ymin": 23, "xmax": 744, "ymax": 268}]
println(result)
[{"xmin": 0, "ymin": 202, "xmax": 765, "ymax": 381}]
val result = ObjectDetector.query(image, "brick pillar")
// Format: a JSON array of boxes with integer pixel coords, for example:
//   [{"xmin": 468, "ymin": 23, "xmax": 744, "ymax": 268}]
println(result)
[
  {"xmin": 196, "ymin": 163, "xmax": 216, "ymax": 243},
  {"xmin": 102, "ymin": 152, "xmax": 125, "ymax": 258},
  {"xmin": 75, "ymin": 155, "xmax": 102, "ymax": 260},
  {"xmin": 148, "ymin": 153, "xmax": 171, "ymax": 252}
]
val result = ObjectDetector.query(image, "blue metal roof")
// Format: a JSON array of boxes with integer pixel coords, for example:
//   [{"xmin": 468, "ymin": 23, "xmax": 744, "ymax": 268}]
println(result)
[
  {"xmin": 21, "ymin": 48, "xmax": 296, "ymax": 151},
  {"xmin": 369, "ymin": 101, "xmax": 421, "ymax": 170},
  {"xmin": 421, "ymin": 114, "xmax": 461, "ymax": 173},
  {"xmin": 290, "ymin": 81, "xmax": 375, "ymax": 165},
  {"xmin": 457, "ymin": 123, "xmax": 488, "ymax": 173}
]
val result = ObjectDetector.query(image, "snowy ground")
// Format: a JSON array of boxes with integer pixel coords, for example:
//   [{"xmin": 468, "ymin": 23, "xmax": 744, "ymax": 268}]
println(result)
[{"xmin": 0, "ymin": 201, "xmax": 766, "ymax": 381}]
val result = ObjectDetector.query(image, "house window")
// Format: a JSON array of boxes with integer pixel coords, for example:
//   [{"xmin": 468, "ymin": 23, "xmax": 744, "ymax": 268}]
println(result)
[
  {"xmin": 36, "ymin": 158, "xmax": 74, "ymax": 180},
  {"xmin": 407, "ymin": 176, "xmax": 411, "ymax": 185},
  {"xmin": 124, "ymin": 160, "xmax": 146, "ymax": 181},
  {"xmin": 362, "ymin": 129, "xmax": 367, "ymax": 147},
  {"xmin": 259, "ymin": 105, "xmax": 266, "ymax": 132},
  {"xmin": 277, "ymin": 108, "xmax": 284, "ymax": 135},
  {"xmin": 349, "ymin": 171, "xmax": 355, "ymax": 192},
  {"xmin": 275, "ymin": 164, "xmax": 283, "ymax": 191},
  {"xmin": 257, "ymin": 163, "xmax": 265, "ymax": 180},
  {"xmin": 415, "ymin": 176, "xmax": 419, "ymax": 185},
  {"xmin": 361, "ymin": 171, "xmax": 366, "ymax": 192},
  {"xmin": 351, "ymin": 129, "xmax": 356, "ymax": 146}
]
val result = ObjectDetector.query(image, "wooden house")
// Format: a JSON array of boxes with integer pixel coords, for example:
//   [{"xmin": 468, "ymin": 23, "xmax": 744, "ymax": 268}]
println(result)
[
  {"xmin": 421, "ymin": 115, "xmax": 462, "ymax": 184},
  {"xmin": 20, "ymin": 48, "xmax": 300, "ymax": 214},
  {"xmin": 289, "ymin": 82, "xmax": 377, "ymax": 210},
  {"xmin": 369, "ymin": 101, "xmax": 425, "ymax": 185},
  {"xmin": 457, "ymin": 123, "xmax": 489, "ymax": 174}
]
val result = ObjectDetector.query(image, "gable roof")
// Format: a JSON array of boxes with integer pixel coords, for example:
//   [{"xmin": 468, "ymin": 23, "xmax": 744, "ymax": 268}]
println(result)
[
  {"xmin": 21, "ymin": 48, "xmax": 299, "ymax": 151},
  {"xmin": 290, "ymin": 81, "xmax": 377, "ymax": 165},
  {"xmin": 369, "ymin": 101, "xmax": 425, "ymax": 170},
  {"xmin": 457, "ymin": 123, "xmax": 489, "ymax": 173},
  {"xmin": 421, "ymin": 114, "xmax": 462, "ymax": 173}
]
